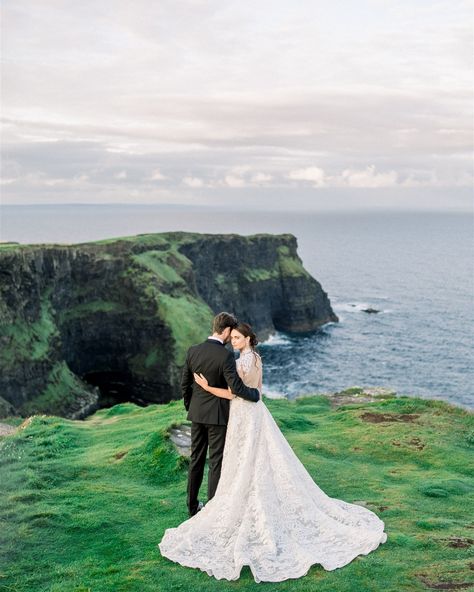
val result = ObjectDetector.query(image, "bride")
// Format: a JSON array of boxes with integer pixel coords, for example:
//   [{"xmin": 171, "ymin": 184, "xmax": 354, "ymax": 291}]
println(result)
[{"xmin": 158, "ymin": 323, "xmax": 387, "ymax": 583}]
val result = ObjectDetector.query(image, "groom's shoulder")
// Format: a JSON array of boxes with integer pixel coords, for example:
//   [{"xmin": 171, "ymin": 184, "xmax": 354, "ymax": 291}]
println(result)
[
  {"xmin": 189, "ymin": 340, "xmax": 230, "ymax": 358},
  {"xmin": 187, "ymin": 340, "xmax": 219, "ymax": 354}
]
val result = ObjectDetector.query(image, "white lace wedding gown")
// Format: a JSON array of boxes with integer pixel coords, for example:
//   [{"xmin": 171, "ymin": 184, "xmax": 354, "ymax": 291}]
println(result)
[{"xmin": 158, "ymin": 350, "xmax": 387, "ymax": 583}]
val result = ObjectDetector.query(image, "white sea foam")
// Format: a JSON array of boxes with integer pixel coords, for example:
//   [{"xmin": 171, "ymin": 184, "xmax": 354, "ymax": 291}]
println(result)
[
  {"xmin": 333, "ymin": 302, "xmax": 387, "ymax": 314},
  {"xmin": 262, "ymin": 387, "xmax": 287, "ymax": 399},
  {"xmin": 260, "ymin": 332, "xmax": 291, "ymax": 346}
]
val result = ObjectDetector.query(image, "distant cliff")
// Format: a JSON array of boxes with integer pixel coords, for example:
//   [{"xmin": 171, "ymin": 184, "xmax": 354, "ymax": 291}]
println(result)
[{"xmin": 0, "ymin": 232, "xmax": 338, "ymax": 418}]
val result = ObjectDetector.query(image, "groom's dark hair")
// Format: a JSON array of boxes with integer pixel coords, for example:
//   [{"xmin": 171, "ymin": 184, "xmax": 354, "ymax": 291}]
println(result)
[{"xmin": 212, "ymin": 311, "xmax": 238, "ymax": 334}]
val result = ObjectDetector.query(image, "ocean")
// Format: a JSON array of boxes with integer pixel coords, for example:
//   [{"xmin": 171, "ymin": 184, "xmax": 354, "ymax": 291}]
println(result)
[{"xmin": 1, "ymin": 204, "xmax": 473, "ymax": 409}]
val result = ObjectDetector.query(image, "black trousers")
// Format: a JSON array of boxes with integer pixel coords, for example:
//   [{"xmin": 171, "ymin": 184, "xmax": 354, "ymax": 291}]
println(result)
[{"xmin": 187, "ymin": 421, "xmax": 227, "ymax": 515}]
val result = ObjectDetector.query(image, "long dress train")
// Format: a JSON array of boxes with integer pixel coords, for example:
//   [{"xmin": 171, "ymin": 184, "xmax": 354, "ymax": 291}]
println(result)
[{"xmin": 158, "ymin": 350, "xmax": 387, "ymax": 583}]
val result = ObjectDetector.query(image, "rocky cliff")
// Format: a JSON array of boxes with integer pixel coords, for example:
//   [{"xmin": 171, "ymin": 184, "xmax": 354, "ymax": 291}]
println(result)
[{"xmin": 0, "ymin": 232, "xmax": 338, "ymax": 418}]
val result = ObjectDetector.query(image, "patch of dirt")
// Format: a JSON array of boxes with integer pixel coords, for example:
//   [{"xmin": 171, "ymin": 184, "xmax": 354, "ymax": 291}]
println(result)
[
  {"xmin": 361, "ymin": 412, "xmax": 420, "ymax": 423},
  {"xmin": 391, "ymin": 437, "xmax": 425, "ymax": 450},
  {"xmin": 0, "ymin": 422, "xmax": 17, "ymax": 436},
  {"xmin": 114, "ymin": 451, "xmax": 128, "ymax": 460},
  {"xmin": 325, "ymin": 387, "xmax": 397, "ymax": 408},
  {"xmin": 440, "ymin": 537, "xmax": 474, "ymax": 549},
  {"xmin": 408, "ymin": 437, "xmax": 425, "ymax": 449},
  {"xmin": 417, "ymin": 576, "xmax": 473, "ymax": 590}
]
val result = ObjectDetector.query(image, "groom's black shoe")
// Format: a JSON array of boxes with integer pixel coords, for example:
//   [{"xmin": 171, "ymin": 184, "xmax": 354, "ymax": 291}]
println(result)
[{"xmin": 189, "ymin": 500, "xmax": 204, "ymax": 517}]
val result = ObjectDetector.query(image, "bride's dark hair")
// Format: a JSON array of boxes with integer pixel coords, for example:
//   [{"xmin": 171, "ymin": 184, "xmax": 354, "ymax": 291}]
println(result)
[{"xmin": 235, "ymin": 322, "xmax": 259, "ymax": 348}]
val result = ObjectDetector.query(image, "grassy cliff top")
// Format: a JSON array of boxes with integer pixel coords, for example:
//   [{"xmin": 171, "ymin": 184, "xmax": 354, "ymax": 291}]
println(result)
[
  {"xmin": 0, "ymin": 231, "xmax": 298, "ymax": 251},
  {"xmin": 1, "ymin": 393, "xmax": 473, "ymax": 591}
]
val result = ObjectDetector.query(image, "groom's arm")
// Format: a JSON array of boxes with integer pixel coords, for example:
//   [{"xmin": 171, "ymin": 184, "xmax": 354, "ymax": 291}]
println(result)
[
  {"xmin": 223, "ymin": 351, "xmax": 260, "ymax": 403},
  {"xmin": 181, "ymin": 350, "xmax": 194, "ymax": 411}
]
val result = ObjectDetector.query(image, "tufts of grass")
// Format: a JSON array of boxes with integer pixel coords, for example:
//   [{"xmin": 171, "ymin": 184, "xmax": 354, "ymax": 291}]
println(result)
[
  {"xmin": 157, "ymin": 294, "xmax": 213, "ymax": 365},
  {"xmin": 277, "ymin": 245, "xmax": 311, "ymax": 278},
  {"xmin": 0, "ymin": 394, "xmax": 472, "ymax": 591},
  {"xmin": 58, "ymin": 300, "xmax": 128, "ymax": 322}
]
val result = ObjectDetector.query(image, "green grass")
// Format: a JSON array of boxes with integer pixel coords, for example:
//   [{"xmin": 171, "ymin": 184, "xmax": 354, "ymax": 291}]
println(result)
[
  {"xmin": 120, "ymin": 244, "xmax": 213, "ymax": 366},
  {"xmin": 0, "ymin": 394, "xmax": 472, "ymax": 592},
  {"xmin": 131, "ymin": 250, "xmax": 190, "ymax": 287},
  {"xmin": 242, "ymin": 268, "xmax": 280, "ymax": 282},
  {"xmin": 277, "ymin": 245, "xmax": 311, "ymax": 278},
  {"xmin": 157, "ymin": 294, "xmax": 214, "ymax": 365},
  {"xmin": 58, "ymin": 300, "xmax": 129, "ymax": 323}
]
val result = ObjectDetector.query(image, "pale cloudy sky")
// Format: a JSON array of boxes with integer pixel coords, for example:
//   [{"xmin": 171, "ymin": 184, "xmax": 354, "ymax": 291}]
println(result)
[{"xmin": 1, "ymin": 0, "xmax": 473, "ymax": 210}]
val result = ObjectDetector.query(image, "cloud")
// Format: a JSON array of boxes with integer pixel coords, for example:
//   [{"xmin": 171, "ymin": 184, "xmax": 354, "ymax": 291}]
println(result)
[
  {"xmin": 288, "ymin": 166, "xmax": 326, "ymax": 186},
  {"xmin": 340, "ymin": 165, "xmax": 398, "ymax": 188},
  {"xmin": 150, "ymin": 168, "xmax": 167, "ymax": 181},
  {"xmin": 182, "ymin": 176, "xmax": 205, "ymax": 188},
  {"xmin": 215, "ymin": 168, "xmax": 274, "ymax": 188},
  {"xmin": 1, "ymin": 1, "xmax": 472, "ymax": 208},
  {"xmin": 223, "ymin": 174, "xmax": 246, "ymax": 188},
  {"xmin": 251, "ymin": 172, "xmax": 273, "ymax": 184}
]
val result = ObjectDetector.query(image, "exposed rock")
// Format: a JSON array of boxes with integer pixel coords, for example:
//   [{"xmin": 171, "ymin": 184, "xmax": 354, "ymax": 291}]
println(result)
[
  {"xmin": 0, "ymin": 422, "xmax": 17, "ymax": 436},
  {"xmin": 168, "ymin": 424, "xmax": 192, "ymax": 457},
  {"xmin": 362, "ymin": 307, "xmax": 380, "ymax": 313},
  {"xmin": 361, "ymin": 412, "xmax": 420, "ymax": 423},
  {"xmin": 323, "ymin": 386, "xmax": 397, "ymax": 408},
  {"xmin": 0, "ymin": 232, "xmax": 338, "ymax": 418},
  {"xmin": 0, "ymin": 396, "xmax": 15, "ymax": 417}
]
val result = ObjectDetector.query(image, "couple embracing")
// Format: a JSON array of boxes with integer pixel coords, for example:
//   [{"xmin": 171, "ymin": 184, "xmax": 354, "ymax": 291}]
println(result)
[{"xmin": 158, "ymin": 312, "xmax": 387, "ymax": 583}]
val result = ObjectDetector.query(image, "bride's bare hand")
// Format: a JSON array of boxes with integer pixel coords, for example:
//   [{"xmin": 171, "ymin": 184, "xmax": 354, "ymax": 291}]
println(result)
[{"xmin": 194, "ymin": 372, "xmax": 209, "ymax": 390}]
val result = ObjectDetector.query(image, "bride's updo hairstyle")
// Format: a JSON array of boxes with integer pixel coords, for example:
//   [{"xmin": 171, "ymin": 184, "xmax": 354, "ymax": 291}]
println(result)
[{"xmin": 235, "ymin": 322, "xmax": 259, "ymax": 348}]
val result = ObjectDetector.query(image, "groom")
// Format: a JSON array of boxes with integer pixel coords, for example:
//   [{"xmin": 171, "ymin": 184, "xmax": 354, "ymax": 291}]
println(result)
[{"xmin": 182, "ymin": 311, "xmax": 260, "ymax": 517}]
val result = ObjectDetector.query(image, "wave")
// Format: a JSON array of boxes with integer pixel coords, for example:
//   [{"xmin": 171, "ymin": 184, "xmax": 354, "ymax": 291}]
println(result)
[
  {"xmin": 260, "ymin": 332, "xmax": 292, "ymax": 347},
  {"xmin": 333, "ymin": 302, "xmax": 392, "ymax": 314},
  {"xmin": 261, "ymin": 386, "xmax": 287, "ymax": 399}
]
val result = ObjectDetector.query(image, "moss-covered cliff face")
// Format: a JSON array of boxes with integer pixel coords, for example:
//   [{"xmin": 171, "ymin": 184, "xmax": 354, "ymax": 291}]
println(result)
[{"xmin": 0, "ymin": 232, "xmax": 338, "ymax": 418}]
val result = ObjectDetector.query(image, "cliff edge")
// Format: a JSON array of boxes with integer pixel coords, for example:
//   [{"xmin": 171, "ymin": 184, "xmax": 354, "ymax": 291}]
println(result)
[{"xmin": 0, "ymin": 232, "xmax": 338, "ymax": 418}]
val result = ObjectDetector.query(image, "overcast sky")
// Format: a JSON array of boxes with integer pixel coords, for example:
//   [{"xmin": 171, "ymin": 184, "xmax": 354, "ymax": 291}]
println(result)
[{"xmin": 1, "ymin": 0, "xmax": 472, "ymax": 210}]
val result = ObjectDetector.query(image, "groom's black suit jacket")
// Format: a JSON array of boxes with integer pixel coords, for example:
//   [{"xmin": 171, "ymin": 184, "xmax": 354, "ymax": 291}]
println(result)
[{"xmin": 182, "ymin": 338, "xmax": 260, "ymax": 425}]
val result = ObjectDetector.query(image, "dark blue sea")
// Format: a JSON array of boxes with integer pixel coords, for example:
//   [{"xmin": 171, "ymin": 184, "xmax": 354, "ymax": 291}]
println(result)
[{"xmin": 1, "ymin": 204, "xmax": 473, "ymax": 409}]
